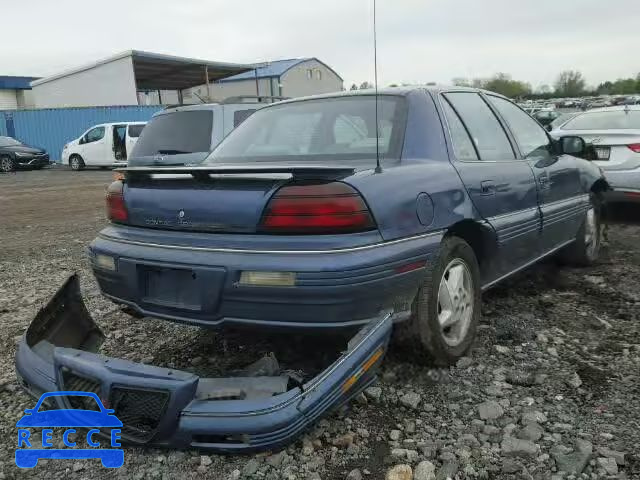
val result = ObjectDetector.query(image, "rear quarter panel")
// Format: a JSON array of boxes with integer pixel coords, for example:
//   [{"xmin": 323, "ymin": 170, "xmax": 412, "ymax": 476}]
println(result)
[{"xmin": 348, "ymin": 89, "xmax": 478, "ymax": 241}]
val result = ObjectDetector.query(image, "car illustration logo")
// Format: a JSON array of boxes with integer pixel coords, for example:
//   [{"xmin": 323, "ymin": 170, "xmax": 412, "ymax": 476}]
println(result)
[
  {"xmin": 15, "ymin": 391, "xmax": 124, "ymax": 469},
  {"xmin": 591, "ymin": 137, "xmax": 602, "ymax": 144}
]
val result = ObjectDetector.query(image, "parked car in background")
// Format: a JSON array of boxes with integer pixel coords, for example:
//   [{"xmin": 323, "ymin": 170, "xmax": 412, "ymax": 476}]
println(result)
[
  {"xmin": 62, "ymin": 122, "xmax": 146, "ymax": 171},
  {"xmin": 0, "ymin": 136, "xmax": 49, "ymax": 172},
  {"xmin": 551, "ymin": 105, "xmax": 640, "ymax": 203},
  {"xmin": 128, "ymin": 96, "xmax": 286, "ymax": 167}
]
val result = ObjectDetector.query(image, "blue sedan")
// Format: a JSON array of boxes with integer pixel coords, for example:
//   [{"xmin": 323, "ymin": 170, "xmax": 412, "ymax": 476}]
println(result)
[
  {"xmin": 15, "ymin": 86, "xmax": 608, "ymax": 453},
  {"xmin": 90, "ymin": 86, "xmax": 607, "ymax": 365}
]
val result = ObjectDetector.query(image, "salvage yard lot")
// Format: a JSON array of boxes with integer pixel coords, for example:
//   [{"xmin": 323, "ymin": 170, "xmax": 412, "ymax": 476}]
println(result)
[{"xmin": 1, "ymin": 169, "xmax": 639, "ymax": 479}]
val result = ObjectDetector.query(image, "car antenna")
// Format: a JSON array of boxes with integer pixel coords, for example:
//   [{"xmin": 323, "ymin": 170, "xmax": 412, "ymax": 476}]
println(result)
[{"xmin": 373, "ymin": 0, "xmax": 382, "ymax": 174}]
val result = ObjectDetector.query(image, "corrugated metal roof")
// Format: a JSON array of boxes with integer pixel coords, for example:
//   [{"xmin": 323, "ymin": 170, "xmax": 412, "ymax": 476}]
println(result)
[
  {"xmin": 217, "ymin": 58, "xmax": 312, "ymax": 83},
  {"xmin": 31, "ymin": 50, "xmax": 253, "ymax": 90},
  {"xmin": 0, "ymin": 76, "xmax": 39, "ymax": 90}
]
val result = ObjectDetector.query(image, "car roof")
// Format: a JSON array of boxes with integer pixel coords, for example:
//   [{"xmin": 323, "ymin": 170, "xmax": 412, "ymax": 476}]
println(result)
[
  {"xmin": 91, "ymin": 121, "xmax": 147, "ymax": 127},
  {"xmin": 157, "ymin": 102, "xmax": 267, "ymax": 116},
  {"xmin": 255, "ymin": 85, "xmax": 507, "ymax": 107}
]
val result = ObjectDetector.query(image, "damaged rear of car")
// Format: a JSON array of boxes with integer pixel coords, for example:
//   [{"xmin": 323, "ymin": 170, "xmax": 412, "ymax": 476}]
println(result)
[{"xmin": 15, "ymin": 275, "xmax": 391, "ymax": 451}]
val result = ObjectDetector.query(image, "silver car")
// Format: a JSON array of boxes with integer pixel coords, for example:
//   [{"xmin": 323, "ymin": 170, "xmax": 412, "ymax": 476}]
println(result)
[{"xmin": 551, "ymin": 105, "xmax": 640, "ymax": 203}]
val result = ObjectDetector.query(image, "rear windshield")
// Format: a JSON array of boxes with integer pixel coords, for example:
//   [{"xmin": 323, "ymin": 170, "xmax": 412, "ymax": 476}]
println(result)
[
  {"xmin": 127, "ymin": 124, "xmax": 145, "ymax": 137},
  {"xmin": 205, "ymin": 96, "xmax": 406, "ymax": 164},
  {"xmin": 562, "ymin": 110, "xmax": 640, "ymax": 130},
  {"xmin": 131, "ymin": 110, "xmax": 213, "ymax": 157}
]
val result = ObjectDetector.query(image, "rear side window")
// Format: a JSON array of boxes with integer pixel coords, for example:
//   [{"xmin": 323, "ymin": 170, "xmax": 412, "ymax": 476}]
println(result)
[
  {"xmin": 233, "ymin": 109, "xmax": 256, "ymax": 127},
  {"xmin": 444, "ymin": 93, "xmax": 515, "ymax": 161},
  {"xmin": 131, "ymin": 110, "xmax": 213, "ymax": 157},
  {"xmin": 127, "ymin": 124, "xmax": 145, "ymax": 137},
  {"xmin": 488, "ymin": 96, "xmax": 552, "ymax": 160},
  {"xmin": 441, "ymin": 99, "xmax": 479, "ymax": 161}
]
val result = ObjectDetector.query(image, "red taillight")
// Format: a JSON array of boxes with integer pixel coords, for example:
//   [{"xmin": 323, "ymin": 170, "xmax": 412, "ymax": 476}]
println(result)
[
  {"xmin": 260, "ymin": 182, "xmax": 375, "ymax": 234},
  {"xmin": 627, "ymin": 143, "xmax": 640, "ymax": 153},
  {"xmin": 106, "ymin": 180, "xmax": 128, "ymax": 223}
]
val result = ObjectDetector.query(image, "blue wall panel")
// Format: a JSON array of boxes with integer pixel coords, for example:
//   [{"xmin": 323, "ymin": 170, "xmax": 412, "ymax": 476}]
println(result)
[{"xmin": 0, "ymin": 106, "xmax": 163, "ymax": 162}]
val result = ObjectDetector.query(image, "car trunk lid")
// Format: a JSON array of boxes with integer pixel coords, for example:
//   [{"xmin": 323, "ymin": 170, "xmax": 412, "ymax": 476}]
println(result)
[{"xmin": 120, "ymin": 165, "xmax": 358, "ymax": 233}]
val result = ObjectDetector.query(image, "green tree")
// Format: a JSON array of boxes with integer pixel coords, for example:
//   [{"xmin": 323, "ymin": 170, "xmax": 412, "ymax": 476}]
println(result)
[
  {"xmin": 554, "ymin": 71, "xmax": 586, "ymax": 96},
  {"xmin": 359, "ymin": 81, "xmax": 373, "ymax": 90},
  {"xmin": 477, "ymin": 73, "xmax": 531, "ymax": 98},
  {"xmin": 350, "ymin": 83, "xmax": 359, "ymax": 91}
]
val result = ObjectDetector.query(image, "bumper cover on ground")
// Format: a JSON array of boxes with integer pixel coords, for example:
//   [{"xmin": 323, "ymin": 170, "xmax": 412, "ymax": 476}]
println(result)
[{"xmin": 15, "ymin": 275, "xmax": 392, "ymax": 451}]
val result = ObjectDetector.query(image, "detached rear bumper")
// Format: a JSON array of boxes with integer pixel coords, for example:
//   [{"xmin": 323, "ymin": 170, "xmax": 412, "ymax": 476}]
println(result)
[{"xmin": 15, "ymin": 275, "xmax": 392, "ymax": 451}]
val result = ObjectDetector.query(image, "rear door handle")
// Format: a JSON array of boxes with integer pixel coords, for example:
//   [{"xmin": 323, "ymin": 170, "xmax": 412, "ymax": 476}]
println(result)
[{"xmin": 480, "ymin": 180, "xmax": 496, "ymax": 196}]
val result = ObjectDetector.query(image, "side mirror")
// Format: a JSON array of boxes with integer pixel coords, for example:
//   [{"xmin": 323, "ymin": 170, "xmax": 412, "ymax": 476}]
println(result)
[
  {"xmin": 545, "ymin": 124, "xmax": 553, "ymax": 132},
  {"xmin": 79, "ymin": 136, "xmax": 86, "ymax": 145},
  {"xmin": 560, "ymin": 136, "xmax": 586, "ymax": 156}
]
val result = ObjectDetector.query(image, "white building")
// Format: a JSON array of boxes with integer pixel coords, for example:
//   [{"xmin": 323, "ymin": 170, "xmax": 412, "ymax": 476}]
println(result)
[
  {"xmin": 0, "ymin": 76, "xmax": 37, "ymax": 110},
  {"xmin": 30, "ymin": 51, "xmax": 344, "ymax": 109}
]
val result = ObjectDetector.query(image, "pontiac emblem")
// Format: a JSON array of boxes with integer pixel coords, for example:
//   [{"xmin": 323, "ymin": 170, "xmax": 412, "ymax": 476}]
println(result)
[{"xmin": 178, "ymin": 210, "xmax": 185, "ymax": 219}]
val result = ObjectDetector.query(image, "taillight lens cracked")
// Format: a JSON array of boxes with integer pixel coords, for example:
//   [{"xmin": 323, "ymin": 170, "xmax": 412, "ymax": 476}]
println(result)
[{"xmin": 260, "ymin": 182, "xmax": 375, "ymax": 234}]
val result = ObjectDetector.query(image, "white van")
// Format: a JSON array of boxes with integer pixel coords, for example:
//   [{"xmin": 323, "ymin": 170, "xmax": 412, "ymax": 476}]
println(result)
[{"xmin": 62, "ymin": 122, "xmax": 146, "ymax": 170}]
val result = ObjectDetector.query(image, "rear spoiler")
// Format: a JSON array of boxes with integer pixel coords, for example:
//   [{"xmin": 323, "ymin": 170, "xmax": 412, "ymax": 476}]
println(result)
[{"xmin": 116, "ymin": 165, "xmax": 356, "ymax": 180}]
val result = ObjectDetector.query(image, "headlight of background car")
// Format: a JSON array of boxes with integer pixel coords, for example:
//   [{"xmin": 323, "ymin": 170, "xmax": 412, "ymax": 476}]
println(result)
[{"xmin": 14, "ymin": 152, "xmax": 31, "ymax": 157}]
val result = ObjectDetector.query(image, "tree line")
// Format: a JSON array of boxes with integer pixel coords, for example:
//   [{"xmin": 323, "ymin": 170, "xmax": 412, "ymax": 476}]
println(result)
[{"xmin": 349, "ymin": 71, "xmax": 640, "ymax": 99}]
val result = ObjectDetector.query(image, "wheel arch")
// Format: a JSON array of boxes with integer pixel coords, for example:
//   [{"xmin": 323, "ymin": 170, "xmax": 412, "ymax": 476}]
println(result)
[{"xmin": 443, "ymin": 219, "xmax": 497, "ymax": 271}]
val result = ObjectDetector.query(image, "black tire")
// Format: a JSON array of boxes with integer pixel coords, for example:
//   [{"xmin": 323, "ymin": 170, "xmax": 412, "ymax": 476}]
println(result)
[
  {"xmin": 395, "ymin": 236, "xmax": 481, "ymax": 366},
  {"xmin": 558, "ymin": 193, "xmax": 602, "ymax": 266},
  {"xmin": 69, "ymin": 155, "xmax": 85, "ymax": 171},
  {"xmin": 0, "ymin": 155, "xmax": 15, "ymax": 172}
]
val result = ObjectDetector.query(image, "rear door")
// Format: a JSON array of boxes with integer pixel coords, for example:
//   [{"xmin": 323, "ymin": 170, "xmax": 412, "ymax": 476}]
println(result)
[
  {"xmin": 487, "ymin": 95, "xmax": 585, "ymax": 252},
  {"xmin": 440, "ymin": 91, "xmax": 541, "ymax": 281}
]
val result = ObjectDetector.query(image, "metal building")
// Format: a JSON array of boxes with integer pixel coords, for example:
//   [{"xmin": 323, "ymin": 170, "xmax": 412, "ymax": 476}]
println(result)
[
  {"xmin": 184, "ymin": 58, "xmax": 344, "ymax": 102},
  {"xmin": 30, "ymin": 51, "xmax": 253, "ymax": 109},
  {"xmin": 0, "ymin": 76, "xmax": 39, "ymax": 110}
]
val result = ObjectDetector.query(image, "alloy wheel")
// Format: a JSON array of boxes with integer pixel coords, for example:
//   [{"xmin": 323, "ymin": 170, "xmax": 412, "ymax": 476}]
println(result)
[{"xmin": 437, "ymin": 258, "xmax": 474, "ymax": 347}]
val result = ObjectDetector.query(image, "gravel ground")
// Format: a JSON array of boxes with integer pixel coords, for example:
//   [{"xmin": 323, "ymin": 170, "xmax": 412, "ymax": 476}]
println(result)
[{"xmin": 1, "ymin": 168, "xmax": 639, "ymax": 480}]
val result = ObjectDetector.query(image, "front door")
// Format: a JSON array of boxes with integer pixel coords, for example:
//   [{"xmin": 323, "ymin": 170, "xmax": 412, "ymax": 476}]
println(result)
[
  {"xmin": 485, "ymin": 95, "xmax": 585, "ymax": 252},
  {"xmin": 80, "ymin": 125, "xmax": 108, "ymax": 166},
  {"xmin": 439, "ymin": 92, "xmax": 541, "ymax": 283}
]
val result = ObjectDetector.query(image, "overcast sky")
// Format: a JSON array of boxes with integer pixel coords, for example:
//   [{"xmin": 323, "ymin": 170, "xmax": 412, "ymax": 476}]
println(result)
[{"xmin": 2, "ymin": 0, "xmax": 638, "ymax": 89}]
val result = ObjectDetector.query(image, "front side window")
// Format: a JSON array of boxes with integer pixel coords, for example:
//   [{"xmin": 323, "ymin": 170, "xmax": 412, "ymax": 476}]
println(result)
[
  {"xmin": 206, "ymin": 96, "xmax": 405, "ymax": 164},
  {"xmin": 488, "ymin": 95, "xmax": 552, "ymax": 160},
  {"xmin": 132, "ymin": 110, "xmax": 213, "ymax": 157},
  {"xmin": 561, "ymin": 110, "xmax": 640, "ymax": 130},
  {"xmin": 441, "ymin": 99, "xmax": 479, "ymax": 161},
  {"xmin": 85, "ymin": 126, "xmax": 105, "ymax": 143},
  {"xmin": 443, "ymin": 93, "xmax": 515, "ymax": 161}
]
